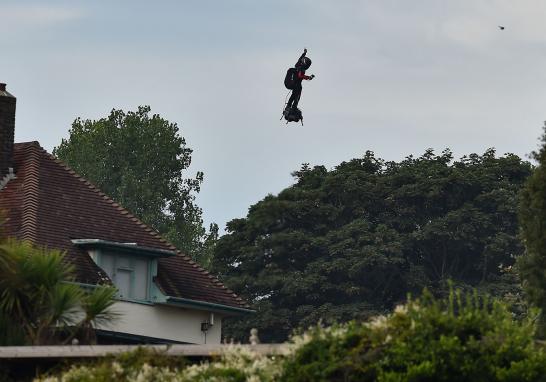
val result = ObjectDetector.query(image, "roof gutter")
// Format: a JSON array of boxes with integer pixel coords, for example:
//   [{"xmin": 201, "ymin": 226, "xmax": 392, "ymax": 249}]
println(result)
[
  {"xmin": 62, "ymin": 282, "xmax": 253, "ymax": 315},
  {"xmin": 165, "ymin": 296, "xmax": 255, "ymax": 315},
  {"xmin": 71, "ymin": 239, "xmax": 176, "ymax": 258}
]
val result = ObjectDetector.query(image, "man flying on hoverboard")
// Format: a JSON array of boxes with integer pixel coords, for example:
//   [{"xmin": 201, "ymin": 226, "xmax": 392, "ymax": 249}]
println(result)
[{"xmin": 283, "ymin": 48, "xmax": 315, "ymax": 124}]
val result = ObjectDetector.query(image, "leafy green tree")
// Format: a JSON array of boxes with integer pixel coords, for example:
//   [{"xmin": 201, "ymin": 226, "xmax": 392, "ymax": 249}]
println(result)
[
  {"xmin": 53, "ymin": 106, "xmax": 217, "ymax": 265},
  {"xmin": 213, "ymin": 149, "xmax": 531, "ymax": 342},
  {"xmin": 518, "ymin": 123, "xmax": 546, "ymax": 335},
  {"xmin": 0, "ymin": 240, "xmax": 118, "ymax": 345}
]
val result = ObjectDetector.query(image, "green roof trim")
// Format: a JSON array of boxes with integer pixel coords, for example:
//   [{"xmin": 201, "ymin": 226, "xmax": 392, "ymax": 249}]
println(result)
[
  {"xmin": 165, "ymin": 296, "xmax": 255, "ymax": 315},
  {"xmin": 62, "ymin": 280, "xmax": 252, "ymax": 315},
  {"xmin": 71, "ymin": 239, "xmax": 176, "ymax": 258}
]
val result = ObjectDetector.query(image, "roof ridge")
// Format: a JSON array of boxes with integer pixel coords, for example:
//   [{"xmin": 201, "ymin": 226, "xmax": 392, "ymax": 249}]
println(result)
[
  {"xmin": 20, "ymin": 145, "xmax": 41, "ymax": 243},
  {"xmin": 45, "ymin": 150, "xmax": 239, "ymax": 304},
  {"xmin": 13, "ymin": 141, "xmax": 41, "ymax": 147}
]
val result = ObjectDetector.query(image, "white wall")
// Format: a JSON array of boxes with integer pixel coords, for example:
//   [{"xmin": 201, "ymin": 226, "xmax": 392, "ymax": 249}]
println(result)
[{"xmin": 98, "ymin": 301, "xmax": 223, "ymax": 344}]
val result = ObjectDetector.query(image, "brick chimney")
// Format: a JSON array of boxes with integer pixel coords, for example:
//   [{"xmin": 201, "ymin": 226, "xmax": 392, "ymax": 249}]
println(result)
[{"xmin": 0, "ymin": 83, "xmax": 16, "ymax": 179}]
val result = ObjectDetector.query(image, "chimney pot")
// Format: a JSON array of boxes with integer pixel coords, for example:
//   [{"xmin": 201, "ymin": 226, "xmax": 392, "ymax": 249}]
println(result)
[{"xmin": 0, "ymin": 84, "xmax": 5, "ymax": 91}]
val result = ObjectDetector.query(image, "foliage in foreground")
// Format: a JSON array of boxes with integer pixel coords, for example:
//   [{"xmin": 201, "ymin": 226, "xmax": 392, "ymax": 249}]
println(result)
[
  {"xmin": 0, "ymin": 240, "xmax": 118, "ymax": 345},
  {"xmin": 213, "ymin": 149, "xmax": 531, "ymax": 341},
  {"xmin": 281, "ymin": 289, "xmax": 546, "ymax": 381},
  {"xmin": 36, "ymin": 289, "xmax": 546, "ymax": 382},
  {"xmin": 37, "ymin": 346, "xmax": 283, "ymax": 382}
]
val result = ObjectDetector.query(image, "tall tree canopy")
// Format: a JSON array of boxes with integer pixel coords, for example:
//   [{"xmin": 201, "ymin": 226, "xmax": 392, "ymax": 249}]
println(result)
[
  {"xmin": 518, "ymin": 124, "xmax": 546, "ymax": 334},
  {"xmin": 54, "ymin": 106, "xmax": 217, "ymax": 265},
  {"xmin": 212, "ymin": 149, "xmax": 531, "ymax": 342}
]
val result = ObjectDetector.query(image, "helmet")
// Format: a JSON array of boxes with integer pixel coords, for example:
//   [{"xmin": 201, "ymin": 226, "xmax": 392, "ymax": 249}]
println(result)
[{"xmin": 298, "ymin": 57, "xmax": 312, "ymax": 70}]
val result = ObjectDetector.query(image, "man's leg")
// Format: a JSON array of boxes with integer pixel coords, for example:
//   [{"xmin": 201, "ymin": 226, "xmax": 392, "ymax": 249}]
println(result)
[
  {"xmin": 287, "ymin": 85, "xmax": 302, "ymax": 109},
  {"xmin": 292, "ymin": 86, "xmax": 302, "ymax": 109}
]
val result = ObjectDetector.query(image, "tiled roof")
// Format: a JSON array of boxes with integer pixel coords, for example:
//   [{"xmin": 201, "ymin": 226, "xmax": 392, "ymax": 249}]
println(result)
[{"xmin": 0, "ymin": 142, "xmax": 248, "ymax": 311}]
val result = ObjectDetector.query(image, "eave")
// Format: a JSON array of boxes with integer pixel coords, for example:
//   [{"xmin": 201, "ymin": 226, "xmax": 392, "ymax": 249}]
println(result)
[
  {"xmin": 164, "ymin": 296, "xmax": 255, "ymax": 315},
  {"xmin": 71, "ymin": 239, "xmax": 176, "ymax": 258}
]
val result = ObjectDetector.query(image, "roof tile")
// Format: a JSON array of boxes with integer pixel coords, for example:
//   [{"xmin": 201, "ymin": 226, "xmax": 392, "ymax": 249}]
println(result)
[{"xmin": 0, "ymin": 142, "xmax": 248, "ymax": 310}]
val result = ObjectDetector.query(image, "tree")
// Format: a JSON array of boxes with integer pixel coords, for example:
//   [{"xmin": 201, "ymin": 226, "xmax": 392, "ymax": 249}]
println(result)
[
  {"xmin": 53, "ymin": 106, "xmax": 217, "ymax": 265},
  {"xmin": 0, "ymin": 239, "xmax": 118, "ymax": 345},
  {"xmin": 212, "ymin": 149, "xmax": 531, "ymax": 342},
  {"xmin": 518, "ymin": 123, "xmax": 546, "ymax": 335}
]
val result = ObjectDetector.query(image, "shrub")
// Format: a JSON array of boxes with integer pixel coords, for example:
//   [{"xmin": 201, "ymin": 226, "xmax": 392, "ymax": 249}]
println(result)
[
  {"xmin": 36, "ymin": 346, "xmax": 282, "ymax": 382},
  {"xmin": 281, "ymin": 289, "xmax": 546, "ymax": 382},
  {"xmin": 38, "ymin": 347, "xmax": 187, "ymax": 382}
]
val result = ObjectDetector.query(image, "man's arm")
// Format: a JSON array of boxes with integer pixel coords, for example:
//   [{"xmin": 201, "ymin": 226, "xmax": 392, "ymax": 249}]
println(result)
[
  {"xmin": 295, "ymin": 48, "xmax": 307, "ymax": 66},
  {"xmin": 298, "ymin": 72, "xmax": 314, "ymax": 80}
]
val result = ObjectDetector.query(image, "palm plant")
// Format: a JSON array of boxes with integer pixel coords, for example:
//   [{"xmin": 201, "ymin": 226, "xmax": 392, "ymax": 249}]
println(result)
[
  {"xmin": 0, "ymin": 239, "xmax": 119, "ymax": 345},
  {"xmin": 70, "ymin": 285, "xmax": 119, "ymax": 345}
]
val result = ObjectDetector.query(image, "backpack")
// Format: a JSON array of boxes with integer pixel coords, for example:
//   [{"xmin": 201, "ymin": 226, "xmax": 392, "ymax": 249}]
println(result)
[{"xmin": 284, "ymin": 68, "xmax": 298, "ymax": 90}]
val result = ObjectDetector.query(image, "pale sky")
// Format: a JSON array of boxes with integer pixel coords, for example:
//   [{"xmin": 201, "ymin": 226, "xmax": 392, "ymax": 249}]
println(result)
[{"xmin": 2, "ymin": 0, "xmax": 546, "ymax": 231}]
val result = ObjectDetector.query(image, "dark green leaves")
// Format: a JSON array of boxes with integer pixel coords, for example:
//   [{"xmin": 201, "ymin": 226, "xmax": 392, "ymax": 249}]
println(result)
[
  {"xmin": 518, "ymin": 122, "xmax": 546, "ymax": 335},
  {"xmin": 214, "ymin": 149, "xmax": 531, "ymax": 342}
]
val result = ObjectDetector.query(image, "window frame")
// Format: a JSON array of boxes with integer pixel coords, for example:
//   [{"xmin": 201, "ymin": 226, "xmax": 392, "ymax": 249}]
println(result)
[
  {"xmin": 73, "ymin": 239, "xmax": 174, "ymax": 304},
  {"xmin": 96, "ymin": 252, "xmax": 153, "ymax": 303}
]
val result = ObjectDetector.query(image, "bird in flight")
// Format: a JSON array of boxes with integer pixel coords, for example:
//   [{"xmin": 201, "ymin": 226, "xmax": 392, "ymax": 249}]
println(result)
[{"xmin": 498, "ymin": 25, "xmax": 505, "ymax": 30}]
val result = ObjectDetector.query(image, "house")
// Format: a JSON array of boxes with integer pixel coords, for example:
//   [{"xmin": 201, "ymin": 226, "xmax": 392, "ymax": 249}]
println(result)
[{"xmin": 0, "ymin": 84, "xmax": 252, "ymax": 344}]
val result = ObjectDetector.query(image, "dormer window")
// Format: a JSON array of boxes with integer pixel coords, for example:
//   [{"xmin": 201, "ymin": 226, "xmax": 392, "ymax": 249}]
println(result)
[
  {"xmin": 100, "ymin": 253, "xmax": 149, "ymax": 300},
  {"xmin": 72, "ymin": 239, "xmax": 175, "ymax": 303}
]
